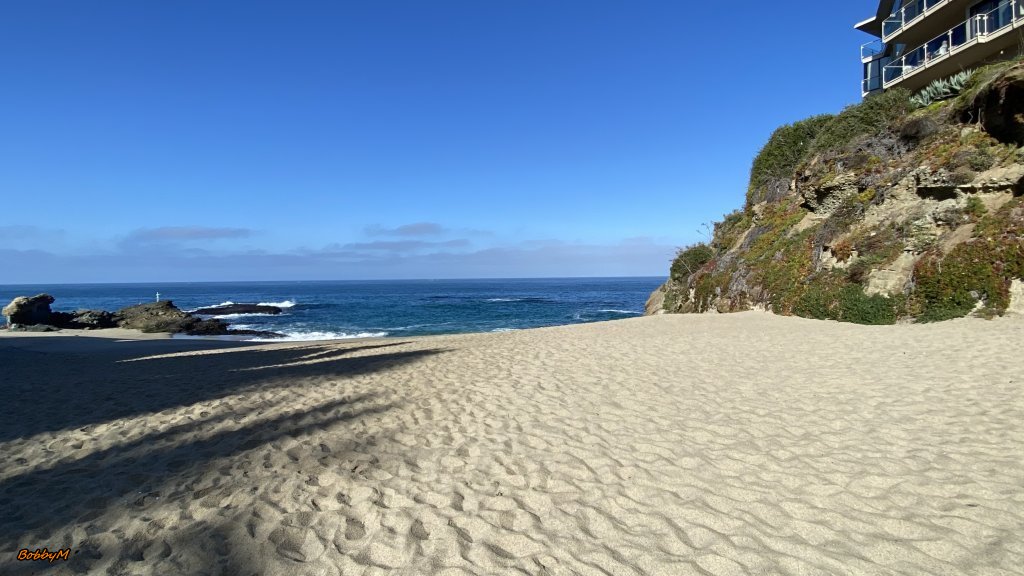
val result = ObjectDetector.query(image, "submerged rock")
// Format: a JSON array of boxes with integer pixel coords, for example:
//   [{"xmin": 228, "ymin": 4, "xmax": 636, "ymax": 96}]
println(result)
[{"xmin": 192, "ymin": 303, "xmax": 283, "ymax": 316}]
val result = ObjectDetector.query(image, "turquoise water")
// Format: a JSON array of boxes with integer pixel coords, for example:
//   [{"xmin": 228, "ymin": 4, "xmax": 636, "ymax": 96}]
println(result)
[{"xmin": 0, "ymin": 278, "xmax": 663, "ymax": 340}]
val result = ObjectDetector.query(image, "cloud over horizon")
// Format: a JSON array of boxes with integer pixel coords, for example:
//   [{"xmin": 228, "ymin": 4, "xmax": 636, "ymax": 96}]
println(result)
[
  {"xmin": 122, "ymin": 226, "xmax": 255, "ymax": 244},
  {"xmin": 365, "ymin": 222, "xmax": 448, "ymax": 237},
  {"xmin": 0, "ymin": 235, "xmax": 674, "ymax": 284},
  {"xmin": 340, "ymin": 239, "xmax": 473, "ymax": 253},
  {"xmin": 0, "ymin": 218, "xmax": 675, "ymax": 283}
]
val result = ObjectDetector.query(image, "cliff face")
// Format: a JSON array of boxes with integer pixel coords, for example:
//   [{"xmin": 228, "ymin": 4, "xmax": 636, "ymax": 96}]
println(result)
[{"xmin": 651, "ymin": 62, "xmax": 1024, "ymax": 324}]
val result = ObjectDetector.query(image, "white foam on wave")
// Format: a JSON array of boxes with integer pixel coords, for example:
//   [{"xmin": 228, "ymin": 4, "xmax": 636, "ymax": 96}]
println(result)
[
  {"xmin": 258, "ymin": 299, "xmax": 296, "ymax": 308},
  {"xmin": 491, "ymin": 327, "xmax": 518, "ymax": 332},
  {"xmin": 247, "ymin": 330, "xmax": 388, "ymax": 342},
  {"xmin": 598, "ymin": 309, "xmax": 641, "ymax": 315},
  {"xmin": 210, "ymin": 313, "xmax": 281, "ymax": 320},
  {"xmin": 485, "ymin": 298, "xmax": 520, "ymax": 302},
  {"xmin": 186, "ymin": 300, "xmax": 235, "ymax": 313},
  {"xmin": 385, "ymin": 321, "xmax": 455, "ymax": 331}
]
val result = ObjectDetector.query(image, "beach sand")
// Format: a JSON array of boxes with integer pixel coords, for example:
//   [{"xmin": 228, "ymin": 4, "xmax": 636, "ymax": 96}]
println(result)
[{"xmin": 1, "ymin": 312, "xmax": 1022, "ymax": 575}]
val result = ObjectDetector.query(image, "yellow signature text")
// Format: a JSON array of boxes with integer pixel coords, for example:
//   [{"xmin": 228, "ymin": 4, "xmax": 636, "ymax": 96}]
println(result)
[{"xmin": 17, "ymin": 548, "xmax": 71, "ymax": 562}]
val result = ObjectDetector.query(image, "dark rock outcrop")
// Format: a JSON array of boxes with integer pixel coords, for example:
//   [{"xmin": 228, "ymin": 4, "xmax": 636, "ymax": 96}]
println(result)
[
  {"xmin": 71, "ymin": 310, "xmax": 119, "ymax": 329},
  {"xmin": 2, "ymin": 294, "xmax": 54, "ymax": 326},
  {"xmin": 49, "ymin": 310, "xmax": 119, "ymax": 330},
  {"xmin": 193, "ymin": 303, "xmax": 282, "ymax": 316},
  {"xmin": 8, "ymin": 323, "xmax": 60, "ymax": 332},
  {"xmin": 114, "ymin": 301, "xmax": 283, "ymax": 337},
  {"xmin": 114, "ymin": 301, "xmax": 225, "ymax": 334},
  {"xmin": 962, "ymin": 64, "xmax": 1024, "ymax": 146},
  {"xmin": 3, "ymin": 295, "xmax": 283, "ymax": 337}
]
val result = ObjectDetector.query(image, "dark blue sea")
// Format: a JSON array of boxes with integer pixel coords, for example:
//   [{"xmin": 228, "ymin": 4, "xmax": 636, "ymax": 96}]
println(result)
[{"xmin": 0, "ymin": 278, "xmax": 663, "ymax": 341}]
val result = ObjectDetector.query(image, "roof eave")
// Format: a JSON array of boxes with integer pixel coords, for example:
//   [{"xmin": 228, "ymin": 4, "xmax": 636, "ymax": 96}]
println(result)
[
  {"xmin": 855, "ymin": 0, "xmax": 897, "ymax": 37},
  {"xmin": 855, "ymin": 15, "xmax": 883, "ymax": 36}
]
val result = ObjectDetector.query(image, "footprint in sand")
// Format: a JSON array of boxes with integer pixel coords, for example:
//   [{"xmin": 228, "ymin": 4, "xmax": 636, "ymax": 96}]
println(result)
[
  {"xmin": 410, "ymin": 519, "xmax": 430, "ymax": 540},
  {"xmin": 345, "ymin": 517, "xmax": 366, "ymax": 540}
]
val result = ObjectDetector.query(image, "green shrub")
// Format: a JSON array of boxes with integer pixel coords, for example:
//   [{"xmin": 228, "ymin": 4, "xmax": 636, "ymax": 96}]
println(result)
[
  {"xmin": 809, "ymin": 88, "xmax": 913, "ymax": 154},
  {"xmin": 913, "ymin": 232, "xmax": 1024, "ymax": 321},
  {"xmin": 748, "ymin": 115, "xmax": 833, "ymax": 206},
  {"xmin": 794, "ymin": 285, "xmax": 839, "ymax": 320},
  {"xmin": 837, "ymin": 285, "xmax": 898, "ymax": 324},
  {"xmin": 670, "ymin": 243, "xmax": 714, "ymax": 281},
  {"xmin": 967, "ymin": 149, "xmax": 995, "ymax": 171},
  {"xmin": 712, "ymin": 210, "xmax": 752, "ymax": 253},
  {"xmin": 691, "ymin": 267, "xmax": 733, "ymax": 312},
  {"xmin": 791, "ymin": 279, "xmax": 900, "ymax": 324},
  {"xmin": 965, "ymin": 195, "xmax": 987, "ymax": 220}
]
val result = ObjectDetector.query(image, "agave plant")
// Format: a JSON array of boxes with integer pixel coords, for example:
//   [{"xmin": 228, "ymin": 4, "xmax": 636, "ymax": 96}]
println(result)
[
  {"xmin": 948, "ymin": 69, "xmax": 973, "ymax": 92},
  {"xmin": 910, "ymin": 70, "xmax": 975, "ymax": 108}
]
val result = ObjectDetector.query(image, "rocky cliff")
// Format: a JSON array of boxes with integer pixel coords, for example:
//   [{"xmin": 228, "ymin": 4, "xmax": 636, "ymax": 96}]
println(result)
[{"xmin": 649, "ymin": 61, "xmax": 1024, "ymax": 323}]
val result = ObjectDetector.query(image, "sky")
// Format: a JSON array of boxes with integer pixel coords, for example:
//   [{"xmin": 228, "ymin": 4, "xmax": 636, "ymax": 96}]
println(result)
[{"xmin": 0, "ymin": 1, "xmax": 878, "ymax": 283}]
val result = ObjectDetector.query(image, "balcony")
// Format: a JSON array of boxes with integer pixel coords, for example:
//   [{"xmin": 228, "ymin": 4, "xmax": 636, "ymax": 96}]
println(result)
[
  {"xmin": 882, "ymin": 0, "xmax": 1023, "ymax": 89},
  {"xmin": 882, "ymin": 0, "xmax": 955, "ymax": 40},
  {"xmin": 863, "ymin": 75, "xmax": 885, "ymax": 94},
  {"xmin": 861, "ymin": 39, "xmax": 886, "ymax": 61}
]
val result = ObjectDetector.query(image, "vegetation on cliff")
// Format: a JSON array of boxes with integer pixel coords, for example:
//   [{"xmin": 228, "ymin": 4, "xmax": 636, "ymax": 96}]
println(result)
[{"xmin": 653, "ymin": 61, "xmax": 1024, "ymax": 324}]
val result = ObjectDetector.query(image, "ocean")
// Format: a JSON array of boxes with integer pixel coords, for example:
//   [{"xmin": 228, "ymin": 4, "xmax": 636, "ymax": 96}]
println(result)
[{"xmin": 0, "ymin": 278, "xmax": 664, "ymax": 341}]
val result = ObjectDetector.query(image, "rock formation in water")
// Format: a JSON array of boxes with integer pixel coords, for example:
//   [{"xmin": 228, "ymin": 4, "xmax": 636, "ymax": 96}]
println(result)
[
  {"xmin": 2, "ymin": 294, "xmax": 56, "ymax": 326},
  {"xmin": 192, "ymin": 303, "xmax": 283, "ymax": 315},
  {"xmin": 2, "ymin": 295, "xmax": 282, "ymax": 337}
]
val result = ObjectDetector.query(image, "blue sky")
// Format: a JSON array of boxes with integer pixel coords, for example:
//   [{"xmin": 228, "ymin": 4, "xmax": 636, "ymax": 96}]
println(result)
[{"xmin": 1, "ymin": 1, "xmax": 877, "ymax": 283}]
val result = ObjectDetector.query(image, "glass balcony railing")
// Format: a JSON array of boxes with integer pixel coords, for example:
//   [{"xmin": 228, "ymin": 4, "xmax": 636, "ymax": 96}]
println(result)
[
  {"xmin": 863, "ymin": 75, "xmax": 884, "ymax": 94},
  {"xmin": 861, "ymin": 39, "xmax": 885, "ymax": 60},
  {"xmin": 882, "ymin": 0, "xmax": 951, "ymax": 39},
  {"xmin": 881, "ymin": 0, "xmax": 1020, "ymax": 87}
]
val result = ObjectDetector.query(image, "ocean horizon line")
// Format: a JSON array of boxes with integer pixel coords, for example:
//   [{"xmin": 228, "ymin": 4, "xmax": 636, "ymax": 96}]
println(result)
[{"xmin": 0, "ymin": 275, "xmax": 666, "ymax": 288}]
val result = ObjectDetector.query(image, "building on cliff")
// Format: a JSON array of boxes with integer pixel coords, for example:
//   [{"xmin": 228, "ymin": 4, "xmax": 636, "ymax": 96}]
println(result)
[{"xmin": 858, "ymin": 0, "xmax": 1024, "ymax": 96}]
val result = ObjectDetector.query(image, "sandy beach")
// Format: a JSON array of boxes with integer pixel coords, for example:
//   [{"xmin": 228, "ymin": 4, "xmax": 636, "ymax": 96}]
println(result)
[{"xmin": 1, "ymin": 312, "xmax": 1022, "ymax": 575}]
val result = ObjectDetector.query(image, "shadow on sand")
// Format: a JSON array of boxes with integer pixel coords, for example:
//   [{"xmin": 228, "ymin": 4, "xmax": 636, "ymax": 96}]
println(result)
[
  {"xmin": 0, "ymin": 337, "xmax": 446, "ymax": 574},
  {"xmin": 0, "ymin": 337, "xmax": 419, "ymax": 442}
]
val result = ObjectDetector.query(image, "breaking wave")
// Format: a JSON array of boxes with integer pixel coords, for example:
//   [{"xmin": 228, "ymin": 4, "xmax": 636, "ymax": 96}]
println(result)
[
  {"xmin": 247, "ymin": 330, "xmax": 388, "ymax": 342},
  {"xmin": 257, "ymin": 299, "xmax": 296, "ymax": 308},
  {"xmin": 209, "ymin": 313, "xmax": 281, "ymax": 320}
]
